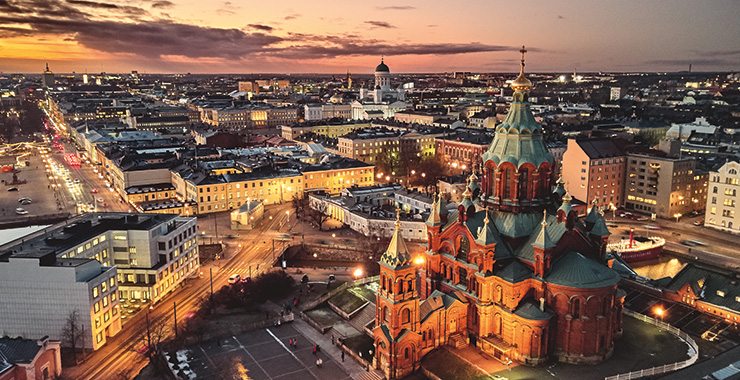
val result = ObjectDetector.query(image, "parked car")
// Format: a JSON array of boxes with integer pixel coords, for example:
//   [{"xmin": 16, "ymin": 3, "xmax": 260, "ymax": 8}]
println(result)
[
  {"xmin": 681, "ymin": 240, "xmax": 707, "ymax": 247},
  {"xmin": 693, "ymin": 219, "xmax": 704, "ymax": 226},
  {"xmin": 18, "ymin": 197, "xmax": 32, "ymax": 205},
  {"xmin": 7, "ymin": 187, "xmax": 18, "ymax": 192},
  {"xmin": 228, "ymin": 274, "xmax": 241, "ymax": 284},
  {"xmin": 15, "ymin": 207, "xmax": 28, "ymax": 215}
]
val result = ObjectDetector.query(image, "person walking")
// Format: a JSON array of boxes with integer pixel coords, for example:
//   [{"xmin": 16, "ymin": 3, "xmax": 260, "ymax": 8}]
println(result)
[
  {"xmin": 341, "ymin": 350, "xmax": 345, "ymax": 362},
  {"xmin": 312, "ymin": 344, "xmax": 317, "ymax": 355}
]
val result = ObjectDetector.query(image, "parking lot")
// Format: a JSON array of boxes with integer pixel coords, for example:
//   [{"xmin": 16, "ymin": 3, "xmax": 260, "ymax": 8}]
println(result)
[
  {"xmin": 168, "ymin": 324, "xmax": 351, "ymax": 379},
  {"xmin": 0, "ymin": 153, "xmax": 67, "ymax": 223},
  {"xmin": 623, "ymin": 287, "xmax": 739, "ymax": 358}
]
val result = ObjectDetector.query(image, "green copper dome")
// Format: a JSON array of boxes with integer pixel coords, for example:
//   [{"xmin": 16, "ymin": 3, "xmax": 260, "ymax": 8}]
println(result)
[{"xmin": 375, "ymin": 58, "xmax": 390, "ymax": 72}]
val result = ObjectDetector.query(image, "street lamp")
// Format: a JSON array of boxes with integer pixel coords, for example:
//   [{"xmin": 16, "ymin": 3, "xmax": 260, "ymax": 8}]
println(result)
[
  {"xmin": 353, "ymin": 267, "xmax": 364, "ymax": 279},
  {"xmin": 413, "ymin": 256, "xmax": 425, "ymax": 266},
  {"xmin": 673, "ymin": 213, "xmax": 682, "ymax": 223},
  {"xmin": 653, "ymin": 306, "xmax": 665, "ymax": 322}
]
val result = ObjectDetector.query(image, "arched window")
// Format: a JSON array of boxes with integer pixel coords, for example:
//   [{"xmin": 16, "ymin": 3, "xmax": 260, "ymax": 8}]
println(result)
[
  {"xmin": 502, "ymin": 167, "xmax": 513, "ymax": 199},
  {"xmin": 519, "ymin": 168, "xmax": 529, "ymax": 200},
  {"xmin": 458, "ymin": 235, "xmax": 470, "ymax": 261},
  {"xmin": 402, "ymin": 308, "xmax": 411, "ymax": 323},
  {"xmin": 381, "ymin": 276, "xmax": 386, "ymax": 290},
  {"xmin": 496, "ymin": 286, "xmax": 503, "ymax": 303},
  {"xmin": 382, "ymin": 306, "xmax": 389, "ymax": 322},
  {"xmin": 404, "ymin": 347, "xmax": 409, "ymax": 359},
  {"xmin": 407, "ymin": 279, "xmax": 413, "ymax": 293},
  {"xmin": 571, "ymin": 298, "xmax": 581, "ymax": 319},
  {"xmin": 398, "ymin": 281, "xmax": 404, "ymax": 293}
]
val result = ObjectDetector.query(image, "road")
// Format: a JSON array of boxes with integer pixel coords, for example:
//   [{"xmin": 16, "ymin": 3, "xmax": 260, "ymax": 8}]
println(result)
[{"xmin": 62, "ymin": 206, "xmax": 295, "ymax": 380}]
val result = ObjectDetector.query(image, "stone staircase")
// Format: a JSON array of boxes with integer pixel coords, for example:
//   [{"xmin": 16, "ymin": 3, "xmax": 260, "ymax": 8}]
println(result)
[
  {"xmin": 353, "ymin": 369, "xmax": 384, "ymax": 380},
  {"xmin": 447, "ymin": 333, "xmax": 467, "ymax": 349},
  {"xmin": 348, "ymin": 301, "xmax": 376, "ymax": 335}
]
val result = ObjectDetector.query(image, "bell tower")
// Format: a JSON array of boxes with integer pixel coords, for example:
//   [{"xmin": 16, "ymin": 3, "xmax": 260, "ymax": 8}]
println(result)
[{"xmin": 374, "ymin": 209, "xmax": 421, "ymax": 379}]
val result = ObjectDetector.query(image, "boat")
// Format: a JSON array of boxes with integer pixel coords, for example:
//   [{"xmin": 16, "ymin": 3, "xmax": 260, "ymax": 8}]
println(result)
[{"xmin": 607, "ymin": 228, "xmax": 665, "ymax": 263}]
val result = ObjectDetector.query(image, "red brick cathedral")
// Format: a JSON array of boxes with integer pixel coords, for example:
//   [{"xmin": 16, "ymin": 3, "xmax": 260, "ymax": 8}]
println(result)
[{"xmin": 372, "ymin": 48, "xmax": 625, "ymax": 379}]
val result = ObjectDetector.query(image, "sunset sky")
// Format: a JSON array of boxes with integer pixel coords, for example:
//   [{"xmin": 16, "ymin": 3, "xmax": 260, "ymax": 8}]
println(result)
[{"xmin": 1, "ymin": 0, "xmax": 738, "ymax": 74}]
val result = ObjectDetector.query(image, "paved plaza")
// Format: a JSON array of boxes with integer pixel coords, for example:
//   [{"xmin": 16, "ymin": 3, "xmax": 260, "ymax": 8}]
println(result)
[{"xmin": 171, "ymin": 324, "xmax": 352, "ymax": 380}]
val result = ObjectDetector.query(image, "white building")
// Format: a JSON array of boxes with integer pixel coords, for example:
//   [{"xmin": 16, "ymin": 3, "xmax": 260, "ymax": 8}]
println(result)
[
  {"xmin": 0, "ymin": 213, "xmax": 200, "ymax": 350},
  {"xmin": 0, "ymin": 250, "xmax": 120, "ymax": 350},
  {"xmin": 353, "ymin": 58, "xmax": 408, "ymax": 120},
  {"xmin": 666, "ymin": 117, "xmax": 718, "ymax": 141},
  {"xmin": 705, "ymin": 161, "xmax": 740, "ymax": 234}
]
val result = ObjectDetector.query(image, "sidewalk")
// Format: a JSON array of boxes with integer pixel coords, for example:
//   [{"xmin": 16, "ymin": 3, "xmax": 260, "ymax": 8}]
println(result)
[{"xmin": 266, "ymin": 301, "xmax": 384, "ymax": 380}]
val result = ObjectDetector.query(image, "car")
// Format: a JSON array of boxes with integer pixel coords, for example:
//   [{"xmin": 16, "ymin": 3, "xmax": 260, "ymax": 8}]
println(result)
[
  {"xmin": 91, "ymin": 188, "xmax": 98, "ymax": 194},
  {"xmin": 681, "ymin": 239, "xmax": 706, "ymax": 247},
  {"xmin": 228, "ymin": 274, "xmax": 241, "ymax": 284},
  {"xmin": 636, "ymin": 216, "xmax": 650, "ymax": 222},
  {"xmin": 643, "ymin": 224, "xmax": 661, "ymax": 230},
  {"xmin": 73, "ymin": 179, "xmax": 81, "ymax": 184},
  {"xmin": 15, "ymin": 208, "xmax": 28, "ymax": 215},
  {"xmin": 7, "ymin": 187, "xmax": 18, "ymax": 192},
  {"xmin": 19, "ymin": 198, "xmax": 32, "ymax": 205},
  {"xmin": 693, "ymin": 219, "xmax": 704, "ymax": 226}
]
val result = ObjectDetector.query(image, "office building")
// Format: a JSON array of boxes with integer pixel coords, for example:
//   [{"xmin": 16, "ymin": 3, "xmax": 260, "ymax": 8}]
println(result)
[{"xmin": 705, "ymin": 161, "xmax": 740, "ymax": 233}]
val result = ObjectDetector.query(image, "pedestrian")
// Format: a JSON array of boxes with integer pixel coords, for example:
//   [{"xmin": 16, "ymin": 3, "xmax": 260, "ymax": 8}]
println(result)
[
  {"xmin": 341, "ymin": 350, "xmax": 345, "ymax": 362},
  {"xmin": 331, "ymin": 335, "xmax": 335, "ymax": 345},
  {"xmin": 312, "ymin": 344, "xmax": 317, "ymax": 355},
  {"xmin": 316, "ymin": 344, "xmax": 321, "ymax": 353},
  {"xmin": 293, "ymin": 338, "xmax": 298, "ymax": 348}
]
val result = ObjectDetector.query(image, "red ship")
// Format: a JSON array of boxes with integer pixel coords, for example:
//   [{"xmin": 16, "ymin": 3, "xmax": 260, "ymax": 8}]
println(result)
[{"xmin": 607, "ymin": 227, "xmax": 665, "ymax": 263}]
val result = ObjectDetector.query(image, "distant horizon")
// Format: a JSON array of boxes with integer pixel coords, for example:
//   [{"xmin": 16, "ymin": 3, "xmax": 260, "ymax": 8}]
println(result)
[
  {"xmin": 1, "ymin": 0, "xmax": 738, "ymax": 73},
  {"xmin": 6, "ymin": 69, "xmax": 734, "ymax": 76}
]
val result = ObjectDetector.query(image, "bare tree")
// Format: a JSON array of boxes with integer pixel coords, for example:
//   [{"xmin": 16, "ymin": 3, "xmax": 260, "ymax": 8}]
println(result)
[
  {"xmin": 309, "ymin": 201, "xmax": 331, "ymax": 231},
  {"xmin": 144, "ymin": 315, "xmax": 170, "ymax": 361},
  {"xmin": 61, "ymin": 310, "xmax": 86, "ymax": 364}
]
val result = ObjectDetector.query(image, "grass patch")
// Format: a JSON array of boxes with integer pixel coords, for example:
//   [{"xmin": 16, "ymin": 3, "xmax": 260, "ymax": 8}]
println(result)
[
  {"xmin": 305, "ymin": 307, "xmax": 343, "ymax": 328},
  {"xmin": 329, "ymin": 289, "xmax": 368, "ymax": 315},
  {"xmin": 343, "ymin": 334, "xmax": 374, "ymax": 360},
  {"xmin": 423, "ymin": 349, "xmax": 490, "ymax": 380}
]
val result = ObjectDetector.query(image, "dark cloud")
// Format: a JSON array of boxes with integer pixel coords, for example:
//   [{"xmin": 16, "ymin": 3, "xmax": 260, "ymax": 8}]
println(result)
[
  {"xmin": 270, "ymin": 35, "xmax": 518, "ymax": 59},
  {"xmin": 365, "ymin": 20, "xmax": 396, "ymax": 29},
  {"xmin": 66, "ymin": 0, "xmax": 119, "ymax": 10},
  {"xmin": 151, "ymin": 0, "xmax": 174, "ymax": 8},
  {"xmin": 247, "ymin": 24, "xmax": 274, "ymax": 32},
  {"xmin": 557, "ymin": 15, "xmax": 565, "ymax": 19},
  {"xmin": 427, "ymin": 24, "xmax": 438, "ymax": 28},
  {"xmin": 65, "ymin": 0, "xmax": 148, "ymax": 16},
  {"xmin": 284, "ymin": 14, "xmax": 300, "ymax": 20},
  {"xmin": 376, "ymin": 5, "xmax": 415, "ymax": 10},
  {"xmin": 0, "ymin": 0, "xmax": 526, "ymax": 67}
]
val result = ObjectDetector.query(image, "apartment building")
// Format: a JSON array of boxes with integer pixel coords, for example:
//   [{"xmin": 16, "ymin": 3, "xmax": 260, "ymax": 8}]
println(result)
[
  {"xmin": 435, "ymin": 128, "xmax": 493, "ymax": 173},
  {"xmin": 206, "ymin": 105, "xmax": 299, "ymax": 129},
  {"xmin": 562, "ymin": 138, "xmax": 626, "ymax": 208},
  {"xmin": 705, "ymin": 161, "xmax": 740, "ymax": 233},
  {"xmin": 281, "ymin": 122, "xmax": 372, "ymax": 140},
  {"xmin": 337, "ymin": 128, "xmax": 439, "ymax": 164},
  {"xmin": 303, "ymin": 104, "xmax": 352, "ymax": 121},
  {"xmin": 0, "ymin": 236, "xmax": 120, "ymax": 350},
  {"xmin": 624, "ymin": 151, "xmax": 705, "ymax": 219}
]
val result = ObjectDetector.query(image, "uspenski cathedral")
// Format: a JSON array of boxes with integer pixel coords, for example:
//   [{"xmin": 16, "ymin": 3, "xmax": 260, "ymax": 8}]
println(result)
[{"xmin": 372, "ymin": 47, "xmax": 625, "ymax": 379}]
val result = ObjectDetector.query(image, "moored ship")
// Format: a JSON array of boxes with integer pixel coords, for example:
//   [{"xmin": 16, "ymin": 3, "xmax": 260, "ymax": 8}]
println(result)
[{"xmin": 607, "ymin": 228, "xmax": 665, "ymax": 263}]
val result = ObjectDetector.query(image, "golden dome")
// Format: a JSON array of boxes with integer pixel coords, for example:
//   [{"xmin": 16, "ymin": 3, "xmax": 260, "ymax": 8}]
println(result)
[{"xmin": 511, "ymin": 45, "xmax": 532, "ymax": 92}]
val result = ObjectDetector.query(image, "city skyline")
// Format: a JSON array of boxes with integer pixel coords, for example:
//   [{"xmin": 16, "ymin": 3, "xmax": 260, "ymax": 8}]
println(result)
[{"xmin": 1, "ymin": 0, "xmax": 739, "ymax": 74}]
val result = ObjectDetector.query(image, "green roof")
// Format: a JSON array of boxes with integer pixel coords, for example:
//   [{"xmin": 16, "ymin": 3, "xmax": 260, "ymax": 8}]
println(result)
[
  {"xmin": 545, "ymin": 251, "xmax": 620, "ymax": 288},
  {"xmin": 513, "ymin": 300, "xmax": 553, "ymax": 321},
  {"xmin": 666, "ymin": 264, "xmax": 739, "ymax": 312},
  {"xmin": 495, "ymin": 260, "xmax": 532, "ymax": 283},
  {"xmin": 515, "ymin": 213, "xmax": 567, "ymax": 262}
]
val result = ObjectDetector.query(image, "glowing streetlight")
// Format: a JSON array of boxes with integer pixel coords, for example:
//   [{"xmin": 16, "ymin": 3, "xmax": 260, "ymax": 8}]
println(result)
[
  {"xmin": 673, "ymin": 213, "xmax": 682, "ymax": 223},
  {"xmin": 353, "ymin": 267, "xmax": 364, "ymax": 278},
  {"xmin": 385, "ymin": 176, "xmax": 390, "ymax": 181},
  {"xmin": 421, "ymin": 173, "xmax": 426, "ymax": 178},
  {"xmin": 331, "ymin": 233, "xmax": 336, "ymax": 238},
  {"xmin": 413, "ymin": 256, "xmax": 425, "ymax": 266},
  {"xmin": 411, "ymin": 170, "xmax": 416, "ymax": 175},
  {"xmin": 653, "ymin": 306, "xmax": 665, "ymax": 322}
]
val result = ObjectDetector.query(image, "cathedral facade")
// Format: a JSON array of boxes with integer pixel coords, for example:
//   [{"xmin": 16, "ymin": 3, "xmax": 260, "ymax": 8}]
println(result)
[{"xmin": 372, "ymin": 49, "xmax": 625, "ymax": 379}]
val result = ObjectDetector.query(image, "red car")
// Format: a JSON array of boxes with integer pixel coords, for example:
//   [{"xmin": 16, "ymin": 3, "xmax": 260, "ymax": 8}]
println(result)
[{"xmin": 91, "ymin": 188, "xmax": 98, "ymax": 193}]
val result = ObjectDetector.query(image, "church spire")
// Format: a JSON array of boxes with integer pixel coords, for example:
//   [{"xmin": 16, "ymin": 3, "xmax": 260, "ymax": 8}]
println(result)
[
  {"xmin": 510, "ymin": 45, "xmax": 532, "ymax": 93},
  {"xmin": 380, "ymin": 208, "xmax": 411, "ymax": 268}
]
